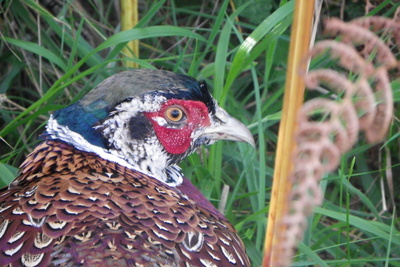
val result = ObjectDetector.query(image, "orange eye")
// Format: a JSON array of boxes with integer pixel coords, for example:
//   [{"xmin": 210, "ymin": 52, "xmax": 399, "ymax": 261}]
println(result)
[{"xmin": 165, "ymin": 106, "xmax": 186, "ymax": 122}]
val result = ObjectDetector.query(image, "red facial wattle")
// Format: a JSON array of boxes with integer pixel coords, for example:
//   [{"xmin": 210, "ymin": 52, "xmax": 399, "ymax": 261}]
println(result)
[{"xmin": 144, "ymin": 99, "xmax": 211, "ymax": 155}]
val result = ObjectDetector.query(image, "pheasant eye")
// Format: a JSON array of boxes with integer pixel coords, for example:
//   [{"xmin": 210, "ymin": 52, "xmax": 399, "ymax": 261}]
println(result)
[{"xmin": 165, "ymin": 106, "xmax": 186, "ymax": 123}]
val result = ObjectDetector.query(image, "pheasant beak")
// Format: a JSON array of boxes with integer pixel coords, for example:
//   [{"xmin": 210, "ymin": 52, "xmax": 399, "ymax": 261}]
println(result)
[{"xmin": 201, "ymin": 107, "xmax": 256, "ymax": 148}]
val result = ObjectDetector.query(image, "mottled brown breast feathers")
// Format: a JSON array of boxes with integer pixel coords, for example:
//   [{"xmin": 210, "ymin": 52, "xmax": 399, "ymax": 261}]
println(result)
[{"xmin": 0, "ymin": 140, "xmax": 249, "ymax": 267}]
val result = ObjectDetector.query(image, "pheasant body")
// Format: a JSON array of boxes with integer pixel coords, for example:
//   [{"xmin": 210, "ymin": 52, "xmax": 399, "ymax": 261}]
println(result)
[{"xmin": 0, "ymin": 70, "xmax": 253, "ymax": 266}]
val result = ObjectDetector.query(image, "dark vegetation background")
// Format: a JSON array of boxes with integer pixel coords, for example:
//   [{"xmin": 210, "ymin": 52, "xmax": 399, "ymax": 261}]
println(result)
[{"xmin": 1, "ymin": 0, "xmax": 399, "ymax": 266}]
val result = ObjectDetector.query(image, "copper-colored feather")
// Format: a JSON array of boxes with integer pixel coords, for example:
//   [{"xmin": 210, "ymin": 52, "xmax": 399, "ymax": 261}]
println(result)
[{"xmin": 0, "ymin": 140, "xmax": 250, "ymax": 266}]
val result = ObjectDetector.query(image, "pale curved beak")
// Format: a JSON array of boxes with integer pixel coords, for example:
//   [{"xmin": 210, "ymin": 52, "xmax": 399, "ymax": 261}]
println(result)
[{"xmin": 201, "ymin": 107, "xmax": 256, "ymax": 148}]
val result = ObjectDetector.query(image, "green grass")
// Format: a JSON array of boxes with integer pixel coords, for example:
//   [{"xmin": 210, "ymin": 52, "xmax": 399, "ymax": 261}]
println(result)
[{"xmin": 1, "ymin": 0, "xmax": 399, "ymax": 266}]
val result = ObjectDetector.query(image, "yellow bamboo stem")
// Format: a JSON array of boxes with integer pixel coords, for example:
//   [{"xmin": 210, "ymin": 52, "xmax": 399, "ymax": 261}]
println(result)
[
  {"xmin": 262, "ymin": 1, "xmax": 315, "ymax": 266},
  {"xmin": 120, "ymin": 0, "xmax": 139, "ymax": 68}
]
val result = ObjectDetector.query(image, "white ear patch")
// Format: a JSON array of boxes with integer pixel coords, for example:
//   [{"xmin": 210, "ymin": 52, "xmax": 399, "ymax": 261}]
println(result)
[{"xmin": 151, "ymin": 116, "xmax": 168, "ymax": 127}]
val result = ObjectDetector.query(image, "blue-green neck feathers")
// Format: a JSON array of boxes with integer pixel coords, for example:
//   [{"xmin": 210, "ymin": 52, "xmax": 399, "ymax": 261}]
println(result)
[{"xmin": 52, "ymin": 101, "xmax": 109, "ymax": 148}]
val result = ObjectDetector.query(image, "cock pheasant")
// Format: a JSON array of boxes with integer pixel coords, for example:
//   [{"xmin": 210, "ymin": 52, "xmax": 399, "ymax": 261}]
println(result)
[{"xmin": 0, "ymin": 69, "xmax": 254, "ymax": 266}]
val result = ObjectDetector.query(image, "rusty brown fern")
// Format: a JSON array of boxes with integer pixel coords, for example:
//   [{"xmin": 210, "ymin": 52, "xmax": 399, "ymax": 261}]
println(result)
[{"xmin": 277, "ymin": 12, "xmax": 399, "ymax": 266}]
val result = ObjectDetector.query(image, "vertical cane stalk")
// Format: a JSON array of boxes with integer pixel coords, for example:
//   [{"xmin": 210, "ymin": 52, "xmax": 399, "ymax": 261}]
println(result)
[
  {"xmin": 262, "ymin": 1, "xmax": 315, "ymax": 266},
  {"xmin": 120, "ymin": 0, "xmax": 139, "ymax": 68}
]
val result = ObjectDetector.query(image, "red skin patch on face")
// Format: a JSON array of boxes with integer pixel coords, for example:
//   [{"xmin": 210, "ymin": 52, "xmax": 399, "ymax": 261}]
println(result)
[{"xmin": 144, "ymin": 99, "xmax": 211, "ymax": 155}]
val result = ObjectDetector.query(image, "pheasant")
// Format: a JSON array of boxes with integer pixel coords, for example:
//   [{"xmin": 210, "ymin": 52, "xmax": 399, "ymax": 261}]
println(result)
[{"xmin": 0, "ymin": 69, "xmax": 254, "ymax": 266}]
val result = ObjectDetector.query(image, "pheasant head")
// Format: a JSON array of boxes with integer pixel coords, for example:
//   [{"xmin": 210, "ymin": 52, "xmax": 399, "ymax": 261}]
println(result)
[{"xmin": 46, "ymin": 69, "xmax": 255, "ymax": 186}]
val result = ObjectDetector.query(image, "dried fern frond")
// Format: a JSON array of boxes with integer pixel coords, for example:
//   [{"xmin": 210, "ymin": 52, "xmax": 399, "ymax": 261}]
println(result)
[
  {"xmin": 305, "ymin": 40, "xmax": 375, "ymax": 74},
  {"xmin": 275, "ymin": 13, "xmax": 398, "ymax": 266},
  {"xmin": 324, "ymin": 17, "xmax": 398, "ymax": 68},
  {"xmin": 350, "ymin": 16, "xmax": 400, "ymax": 57}
]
